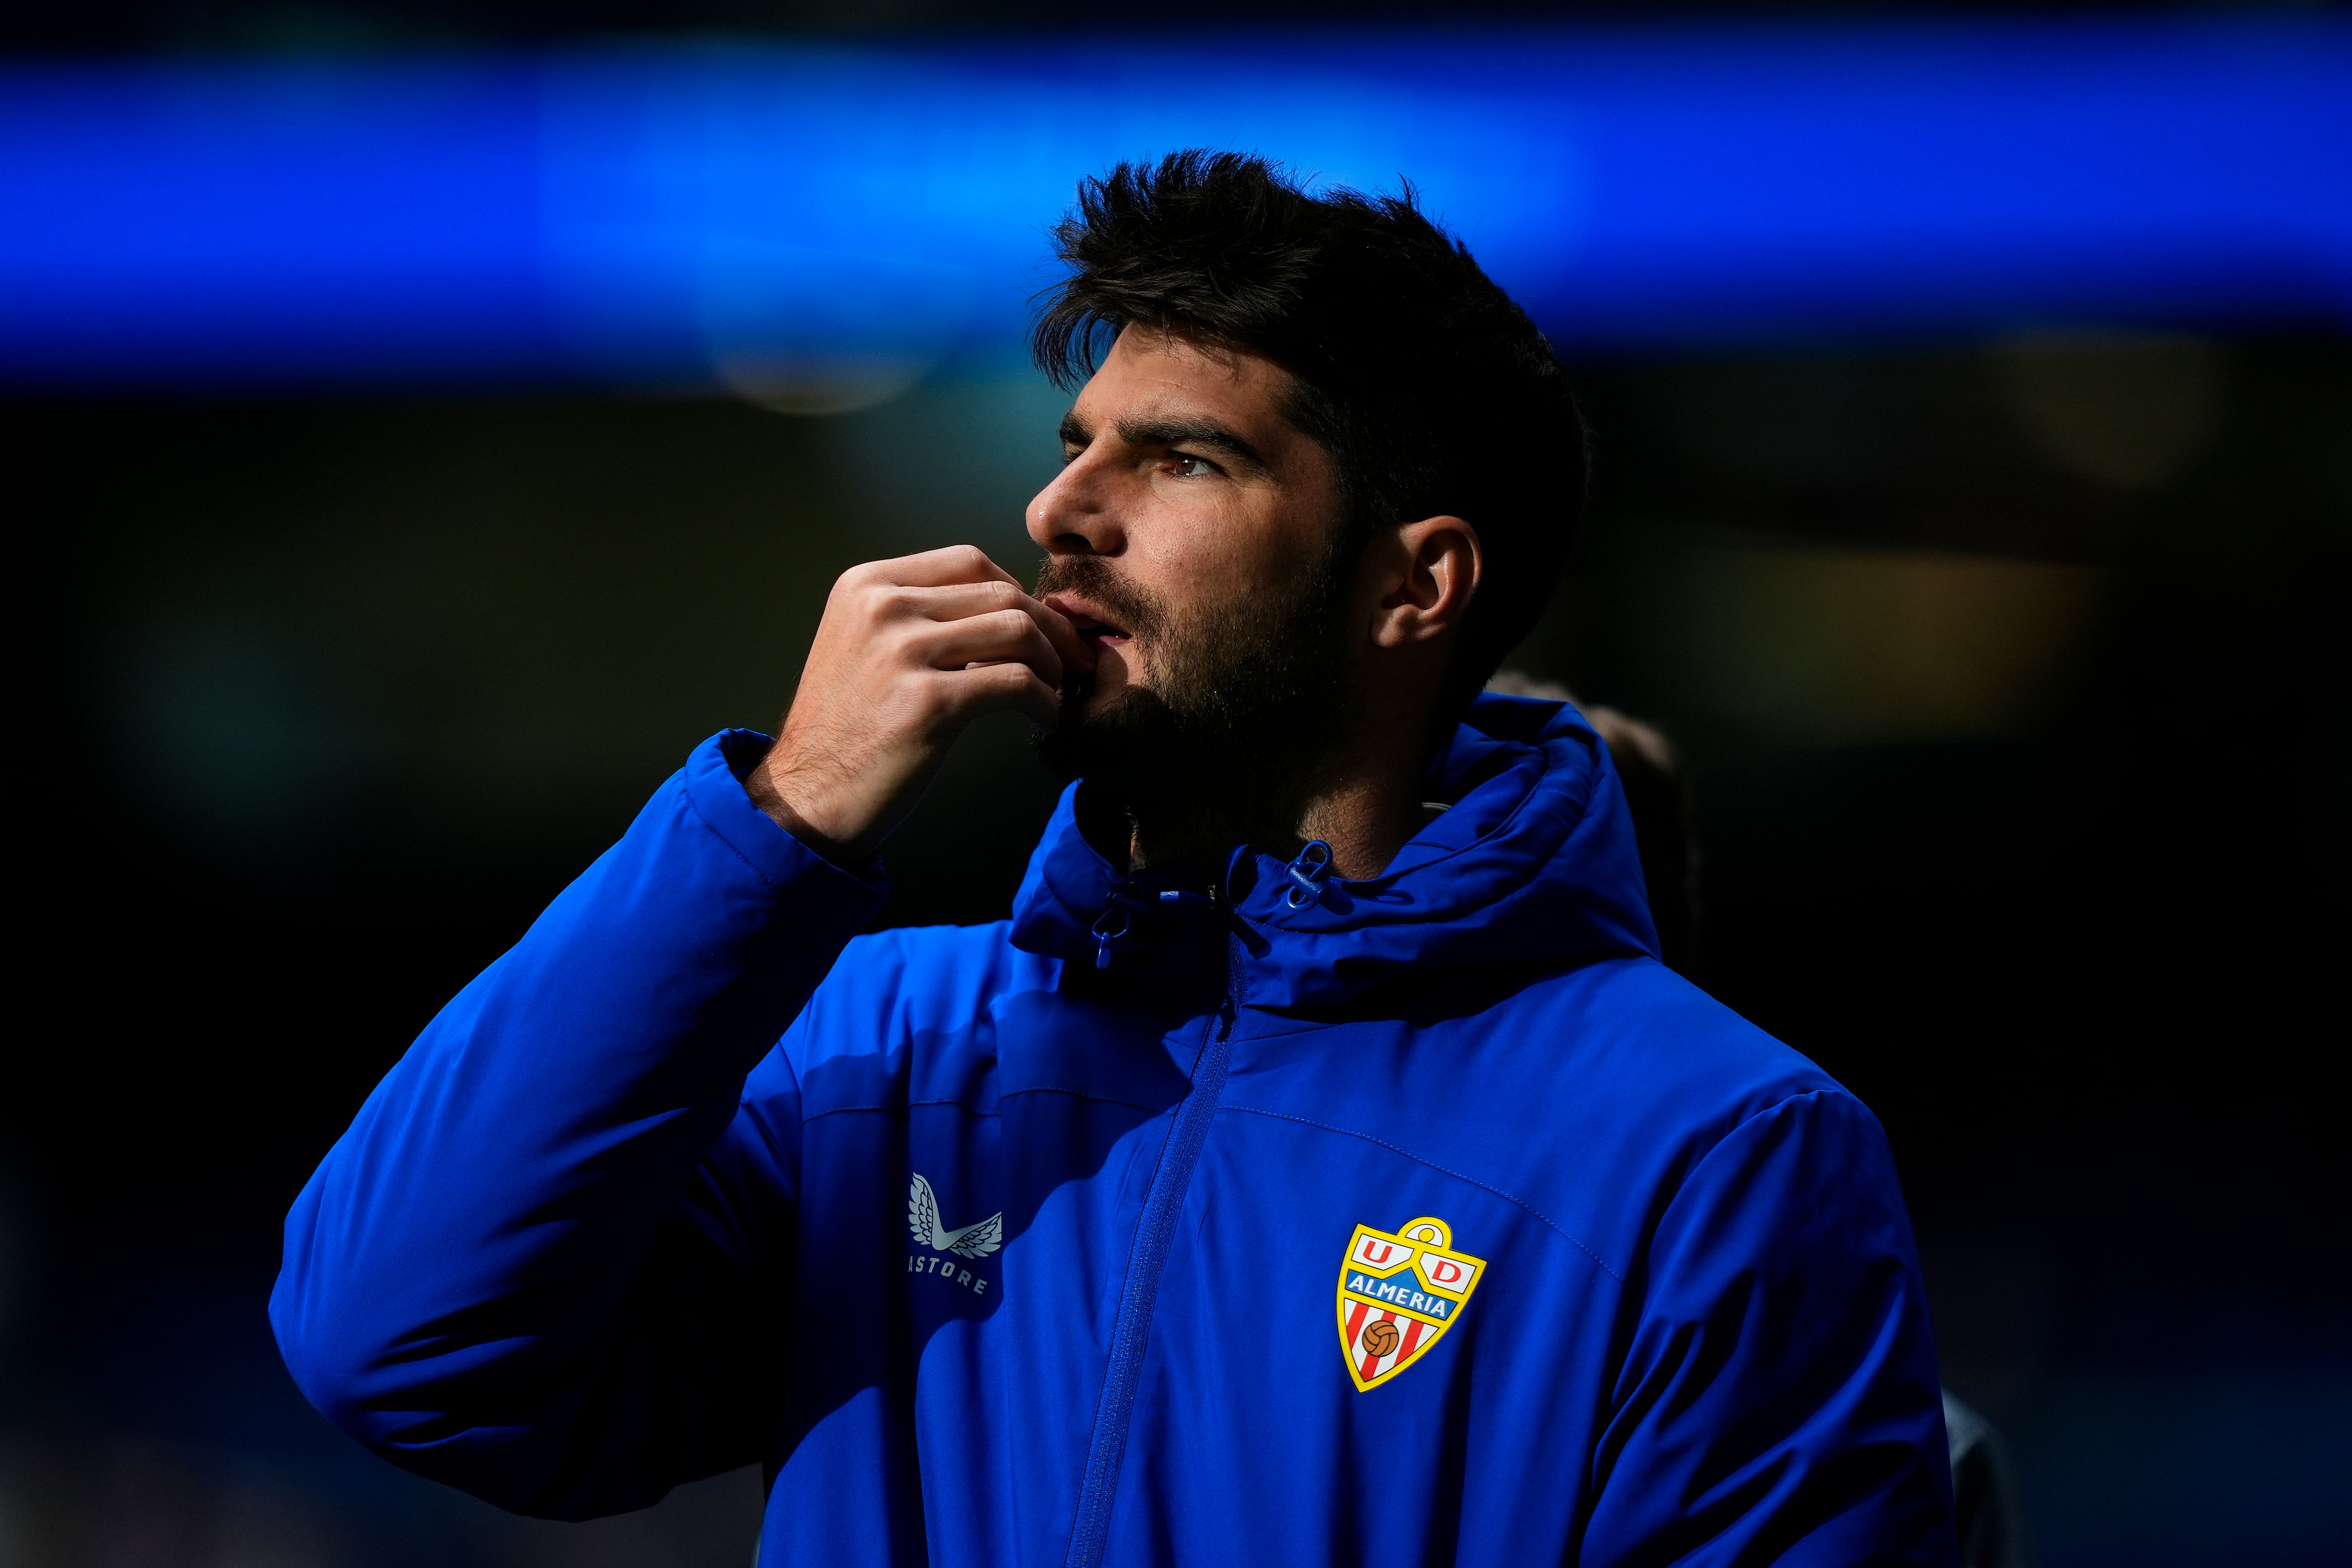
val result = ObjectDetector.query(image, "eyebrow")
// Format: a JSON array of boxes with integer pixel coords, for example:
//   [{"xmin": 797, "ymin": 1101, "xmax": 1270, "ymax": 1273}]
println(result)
[{"xmin": 1059, "ymin": 410, "xmax": 1271, "ymax": 476}]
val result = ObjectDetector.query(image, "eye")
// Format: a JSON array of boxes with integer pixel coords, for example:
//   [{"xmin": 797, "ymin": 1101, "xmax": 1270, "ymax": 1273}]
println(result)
[{"xmin": 1168, "ymin": 453, "xmax": 1219, "ymax": 479}]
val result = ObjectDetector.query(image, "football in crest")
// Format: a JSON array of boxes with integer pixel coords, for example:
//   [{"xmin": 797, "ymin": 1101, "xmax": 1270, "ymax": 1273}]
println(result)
[{"xmin": 1334, "ymin": 1214, "xmax": 1486, "ymax": 1392}]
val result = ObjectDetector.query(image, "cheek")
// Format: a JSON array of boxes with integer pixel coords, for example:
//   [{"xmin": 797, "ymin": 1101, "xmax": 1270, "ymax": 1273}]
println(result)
[
  {"xmin": 1141, "ymin": 486, "xmax": 1293, "ymax": 592},
  {"xmin": 1105, "ymin": 486, "xmax": 1309, "ymax": 693}
]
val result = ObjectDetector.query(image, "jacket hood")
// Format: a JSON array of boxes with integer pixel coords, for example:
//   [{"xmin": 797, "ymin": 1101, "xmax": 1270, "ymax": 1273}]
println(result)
[{"xmin": 1008, "ymin": 693, "xmax": 1661, "ymax": 1013}]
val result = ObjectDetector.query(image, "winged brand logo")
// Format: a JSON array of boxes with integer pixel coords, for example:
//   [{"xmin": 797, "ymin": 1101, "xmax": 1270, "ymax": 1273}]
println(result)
[
  {"xmin": 1335, "ymin": 1214, "xmax": 1486, "ymax": 1391},
  {"xmin": 907, "ymin": 1173, "xmax": 1001, "ymax": 1296}
]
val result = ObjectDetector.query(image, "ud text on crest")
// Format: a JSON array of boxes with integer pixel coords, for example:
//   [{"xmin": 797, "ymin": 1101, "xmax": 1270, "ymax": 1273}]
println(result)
[{"xmin": 1335, "ymin": 1215, "xmax": 1485, "ymax": 1391}]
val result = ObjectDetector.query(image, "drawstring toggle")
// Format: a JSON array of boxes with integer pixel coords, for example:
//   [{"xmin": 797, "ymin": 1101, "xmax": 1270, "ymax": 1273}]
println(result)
[{"xmin": 1283, "ymin": 841, "xmax": 1335, "ymax": 910}]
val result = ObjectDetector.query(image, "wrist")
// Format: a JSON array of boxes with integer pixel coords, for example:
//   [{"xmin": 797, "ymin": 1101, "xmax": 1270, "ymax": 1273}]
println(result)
[{"xmin": 744, "ymin": 745, "xmax": 862, "ymax": 863}]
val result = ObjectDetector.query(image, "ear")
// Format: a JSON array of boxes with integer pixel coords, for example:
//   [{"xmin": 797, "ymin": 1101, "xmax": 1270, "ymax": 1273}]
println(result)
[{"xmin": 1369, "ymin": 515, "xmax": 1482, "ymax": 649}]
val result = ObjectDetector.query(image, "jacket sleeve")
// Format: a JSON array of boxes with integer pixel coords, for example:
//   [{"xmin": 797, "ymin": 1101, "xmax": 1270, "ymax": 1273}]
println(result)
[
  {"xmin": 269, "ymin": 729, "xmax": 887, "ymax": 1519},
  {"xmin": 1583, "ymin": 1089, "xmax": 1958, "ymax": 1568}
]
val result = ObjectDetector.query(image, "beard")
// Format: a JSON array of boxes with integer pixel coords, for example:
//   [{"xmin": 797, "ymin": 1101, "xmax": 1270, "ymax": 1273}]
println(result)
[{"xmin": 1033, "ymin": 544, "xmax": 1357, "ymax": 864}]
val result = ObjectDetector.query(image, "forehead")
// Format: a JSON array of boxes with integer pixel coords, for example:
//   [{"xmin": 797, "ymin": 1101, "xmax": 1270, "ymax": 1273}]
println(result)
[{"xmin": 1071, "ymin": 326, "xmax": 1295, "ymax": 432}]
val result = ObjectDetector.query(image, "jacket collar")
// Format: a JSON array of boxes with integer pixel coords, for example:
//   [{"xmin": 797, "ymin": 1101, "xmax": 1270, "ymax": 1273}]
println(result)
[{"xmin": 1008, "ymin": 693, "xmax": 1661, "ymax": 1014}]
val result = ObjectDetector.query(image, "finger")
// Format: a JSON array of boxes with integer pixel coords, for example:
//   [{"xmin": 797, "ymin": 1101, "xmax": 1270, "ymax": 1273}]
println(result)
[
  {"xmin": 895, "ymin": 581, "xmax": 1095, "ymax": 676},
  {"xmin": 1028, "ymin": 594, "xmax": 1095, "ymax": 679},
  {"xmin": 946, "ymin": 662, "xmax": 1062, "ymax": 732},
  {"xmin": 867, "ymin": 543, "xmax": 1022, "ymax": 590},
  {"xmin": 915, "ymin": 608, "xmax": 1062, "ymax": 684},
  {"xmin": 892, "ymin": 580, "xmax": 1041, "ymax": 620}
]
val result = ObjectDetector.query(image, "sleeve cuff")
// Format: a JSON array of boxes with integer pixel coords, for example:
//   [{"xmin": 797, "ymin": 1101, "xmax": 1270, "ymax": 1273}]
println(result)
[{"xmin": 683, "ymin": 729, "xmax": 890, "ymax": 908}]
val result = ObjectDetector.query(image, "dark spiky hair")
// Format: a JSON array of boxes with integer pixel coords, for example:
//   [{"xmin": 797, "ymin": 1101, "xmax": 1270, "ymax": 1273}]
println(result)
[{"xmin": 1032, "ymin": 149, "xmax": 1587, "ymax": 728}]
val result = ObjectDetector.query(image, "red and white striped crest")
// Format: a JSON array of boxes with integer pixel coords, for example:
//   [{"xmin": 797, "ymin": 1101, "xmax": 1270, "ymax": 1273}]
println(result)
[{"xmin": 1334, "ymin": 1215, "xmax": 1485, "ymax": 1392}]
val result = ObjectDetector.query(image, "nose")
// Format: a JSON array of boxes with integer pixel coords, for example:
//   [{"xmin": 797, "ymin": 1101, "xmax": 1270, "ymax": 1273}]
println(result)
[{"xmin": 1026, "ymin": 449, "xmax": 1126, "ymax": 559}]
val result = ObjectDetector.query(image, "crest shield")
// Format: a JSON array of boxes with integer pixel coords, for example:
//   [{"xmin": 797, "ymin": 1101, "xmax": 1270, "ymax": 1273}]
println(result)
[{"xmin": 1334, "ymin": 1215, "xmax": 1486, "ymax": 1392}]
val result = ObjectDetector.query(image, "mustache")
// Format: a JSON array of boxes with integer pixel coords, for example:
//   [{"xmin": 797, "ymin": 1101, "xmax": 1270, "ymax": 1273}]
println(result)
[{"xmin": 1034, "ymin": 555, "xmax": 1169, "ymax": 642}]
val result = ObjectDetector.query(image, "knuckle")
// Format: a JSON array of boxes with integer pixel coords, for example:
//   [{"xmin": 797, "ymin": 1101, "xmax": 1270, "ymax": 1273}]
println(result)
[
  {"xmin": 966, "ymin": 662, "xmax": 1017, "ymax": 691},
  {"xmin": 901, "ymin": 678, "xmax": 953, "ymax": 722},
  {"xmin": 880, "ymin": 625, "xmax": 929, "ymax": 665}
]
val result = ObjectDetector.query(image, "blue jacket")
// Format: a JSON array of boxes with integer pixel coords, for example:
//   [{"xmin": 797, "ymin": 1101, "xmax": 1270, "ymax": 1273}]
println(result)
[{"xmin": 273, "ymin": 694, "xmax": 1955, "ymax": 1568}]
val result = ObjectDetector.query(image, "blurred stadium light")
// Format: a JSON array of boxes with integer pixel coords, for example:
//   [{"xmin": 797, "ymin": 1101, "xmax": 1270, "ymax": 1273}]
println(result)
[{"xmin": 1, "ymin": 19, "xmax": 2345, "ymax": 390}]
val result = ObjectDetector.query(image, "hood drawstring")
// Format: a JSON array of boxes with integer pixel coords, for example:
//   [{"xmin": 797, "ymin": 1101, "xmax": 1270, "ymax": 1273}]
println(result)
[
  {"xmin": 1090, "ymin": 887, "xmax": 1150, "ymax": 971},
  {"xmin": 1077, "ymin": 846, "xmax": 1327, "ymax": 968},
  {"xmin": 1092, "ymin": 885, "xmax": 1221, "ymax": 971},
  {"xmin": 1283, "ymin": 841, "xmax": 1335, "ymax": 910}
]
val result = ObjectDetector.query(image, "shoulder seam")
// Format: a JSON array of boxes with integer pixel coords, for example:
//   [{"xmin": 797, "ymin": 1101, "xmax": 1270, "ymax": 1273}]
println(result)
[
  {"xmin": 800, "ymin": 1102, "xmax": 906, "ymax": 1125},
  {"xmin": 1220, "ymin": 1102, "xmax": 1628, "ymax": 1284},
  {"xmin": 1001, "ymin": 1085, "xmax": 1169, "ymax": 1114},
  {"xmin": 800, "ymin": 1085, "xmax": 1174, "ymax": 1125}
]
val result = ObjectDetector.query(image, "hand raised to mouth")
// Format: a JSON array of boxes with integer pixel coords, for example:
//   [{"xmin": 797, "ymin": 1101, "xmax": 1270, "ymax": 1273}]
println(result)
[{"xmin": 747, "ymin": 545, "xmax": 1094, "ymax": 860}]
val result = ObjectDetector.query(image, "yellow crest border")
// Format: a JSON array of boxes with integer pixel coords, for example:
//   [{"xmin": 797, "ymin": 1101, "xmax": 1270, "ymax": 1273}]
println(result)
[{"xmin": 1334, "ymin": 1214, "xmax": 1486, "ymax": 1392}]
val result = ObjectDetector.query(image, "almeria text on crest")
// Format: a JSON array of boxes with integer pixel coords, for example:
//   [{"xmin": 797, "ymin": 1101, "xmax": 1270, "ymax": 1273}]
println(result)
[{"xmin": 1335, "ymin": 1214, "xmax": 1485, "ymax": 1391}]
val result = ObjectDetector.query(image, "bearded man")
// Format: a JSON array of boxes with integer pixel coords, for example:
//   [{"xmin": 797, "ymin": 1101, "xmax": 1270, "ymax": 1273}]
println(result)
[{"xmin": 274, "ymin": 152, "xmax": 1956, "ymax": 1568}]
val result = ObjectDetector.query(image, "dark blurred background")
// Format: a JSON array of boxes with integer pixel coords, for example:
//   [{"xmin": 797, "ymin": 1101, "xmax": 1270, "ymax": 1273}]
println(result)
[{"xmin": 4, "ymin": 4, "xmax": 2349, "ymax": 1567}]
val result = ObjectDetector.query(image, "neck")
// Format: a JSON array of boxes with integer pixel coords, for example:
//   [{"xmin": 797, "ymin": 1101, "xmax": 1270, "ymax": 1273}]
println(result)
[
  {"xmin": 1292, "ymin": 770, "xmax": 1434, "ymax": 880},
  {"xmin": 1126, "ymin": 714, "xmax": 1435, "ymax": 883}
]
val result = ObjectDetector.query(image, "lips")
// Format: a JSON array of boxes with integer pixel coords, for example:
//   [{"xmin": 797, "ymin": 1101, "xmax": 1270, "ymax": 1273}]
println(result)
[
  {"xmin": 1072, "ymin": 617, "xmax": 1131, "ymax": 652},
  {"xmin": 1046, "ymin": 595, "xmax": 1132, "ymax": 652}
]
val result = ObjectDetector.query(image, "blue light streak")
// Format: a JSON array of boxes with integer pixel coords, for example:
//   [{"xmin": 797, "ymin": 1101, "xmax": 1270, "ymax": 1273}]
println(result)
[{"xmin": 1, "ymin": 21, "xmax": 2345, "ymax": 388}]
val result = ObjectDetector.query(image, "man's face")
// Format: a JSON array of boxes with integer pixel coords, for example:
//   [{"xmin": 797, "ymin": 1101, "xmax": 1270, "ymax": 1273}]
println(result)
[
  {"xmin": 1027, "ymin": 326, "xmax": 1345, "ymax": 711},
  {"xmin": 1025, "ymin": 327, "xmax": 1357, "ymax": 815}
]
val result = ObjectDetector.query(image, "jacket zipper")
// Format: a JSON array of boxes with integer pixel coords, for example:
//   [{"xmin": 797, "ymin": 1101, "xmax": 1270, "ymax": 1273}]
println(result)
[{"xmin": 1063, "ymin": 940, "xmax": 1241, "ymax": 1568}]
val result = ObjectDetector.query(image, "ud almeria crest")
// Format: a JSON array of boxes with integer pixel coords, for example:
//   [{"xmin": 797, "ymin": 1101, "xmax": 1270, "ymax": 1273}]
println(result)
[{"xmin": 1335, "ymin": 1214, "xmax": 1486, "ymax": 1391}]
